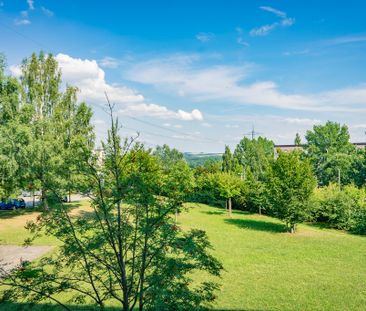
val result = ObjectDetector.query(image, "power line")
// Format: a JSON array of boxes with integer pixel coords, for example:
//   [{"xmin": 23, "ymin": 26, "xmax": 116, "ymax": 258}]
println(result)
[
  {"xmin": 125, "ymin": 115, "xmax": 219, "ymax": 143},
  {"xmin": 121, "ymin": 125, "xmax": 217, "ymax": 144},
  {"xmin": 0, "ymin": 20, "xmax": 49, "ymax": 51}
]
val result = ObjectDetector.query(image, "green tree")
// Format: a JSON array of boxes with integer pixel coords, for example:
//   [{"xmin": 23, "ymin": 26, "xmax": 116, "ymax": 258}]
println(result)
[
  {"xmin": 305, "ymin": 121, "xmax": 356, "ymax": 186},
  {"xmin": 1, "ymin": 106, "xmax": 222, "ymax": 311},
  {"xmin": 222, "ymin": 145, "xmax": 234, "ymax": 172},
  {"xmin": 54, "ymin": 86, "xmax": 94, "ymax": 202},
  {"xmin": 266, "ymin": 151, "xmax": 316, "ymax": 233},
  {"xmin": 294, "ymin": 133, "xmax": 301, "ymax": 146},
  {"xmin": 15, "ymin": 52, "xmax": 94, "ymax": 207},
  {"xmin": 153, "ymin": 144, "xmax": 184, "ymax": 170},
  {"xmin": 0, "ymin": 54, "xmax": 31, "ymax": 199},
  {"xmin": 214, "ymin": 172, "xmax": 242, "ymax": 217},
  {"xmin": 233, "ymin": 136, "xmax": 274, "ymax": 180},
  {"xmin": 19, "ymin": 52, "xmax": 63, "ymax": 208}
]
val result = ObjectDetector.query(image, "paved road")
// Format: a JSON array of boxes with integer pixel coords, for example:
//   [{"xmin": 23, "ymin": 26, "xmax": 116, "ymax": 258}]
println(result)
[
  {"xmin": 20, "ymin": 194, "xmax": 88, "ymax": 208},
  {"xmin": 0, "ymin": 245, "xmax": 53, "ymax": 277}
]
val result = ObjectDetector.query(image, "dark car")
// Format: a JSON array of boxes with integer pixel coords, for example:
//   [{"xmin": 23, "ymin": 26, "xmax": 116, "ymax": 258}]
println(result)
[
  {"xmin": 10, "ymin": 198, "xmax": 26, "ymax": 209},
  {"xmin": 0, "ymin": 200, "xmax": 16, "ymax": 210},
  {"xmin": 0, "ymin": 199, "xmax": 26, "ymax": 210}
]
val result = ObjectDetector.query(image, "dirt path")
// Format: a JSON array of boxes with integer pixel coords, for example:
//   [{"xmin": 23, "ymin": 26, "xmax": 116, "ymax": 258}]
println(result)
[{"xmin": 0, "ymin": 245, "xmax": 53, "ymax": 276}]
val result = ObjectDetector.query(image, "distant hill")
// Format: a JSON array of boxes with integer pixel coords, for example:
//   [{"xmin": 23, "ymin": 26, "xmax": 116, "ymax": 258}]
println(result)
[{"xmin": 183, "ymin": 152, "xmax": 222, "ymax": 167}]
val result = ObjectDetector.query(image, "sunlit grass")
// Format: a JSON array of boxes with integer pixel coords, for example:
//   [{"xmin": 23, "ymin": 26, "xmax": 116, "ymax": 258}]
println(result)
[{"xmin": 1, "ymin": 202, "xmax": 366, "ymax": 310}]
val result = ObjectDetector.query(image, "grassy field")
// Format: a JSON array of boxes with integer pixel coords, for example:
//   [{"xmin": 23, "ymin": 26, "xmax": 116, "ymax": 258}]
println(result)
[{"xmin": 1, "ymin": 202, "xmax": 366, "ymax": 310}]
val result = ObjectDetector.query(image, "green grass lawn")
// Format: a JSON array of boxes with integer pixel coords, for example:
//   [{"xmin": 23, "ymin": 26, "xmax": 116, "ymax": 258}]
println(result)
[{"xmin": 1, "ymin": 202, "xmax": 366, "ymax": 310}]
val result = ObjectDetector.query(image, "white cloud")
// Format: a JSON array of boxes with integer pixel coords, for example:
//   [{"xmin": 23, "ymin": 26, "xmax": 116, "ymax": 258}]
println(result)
[
  {"xmin": 250, "ymin": 23, "xmax": 278, "ymax": 36},
  {"xmin": 14, "ymin": 18, "xmax": 31, "ymax": 25},
  {"xmin": 119, "ymin": 104, "xmax": 203, "ymax": 121},
  {"xmin": 260, "ymin": 6, "xmax": 287, "ymax": 18},
  {"xmin": 283, "ymin": 49, "xmax": 310, "ymax": 56},
  {"xmin": 125, "ymin": 54, "xmax": 366, "ymax": 112},
  {"xmin": 41, "ymin": 6, "xmax": 54, "ymax": 17},
  {"xmin": 21, "ymin": 10, "xmax": 28, "ymax": 17},
  {"xmin": 250, "ymin": 6, "xmax": 295, "ymax": 37},
  {"xmin": 323, "ymin": 35, "xmax": 366, "ymax": 46},
  {"xmin": 350, "ymin": 124, "xmax": 366, "ymax": 129},
  {"xmin": 196, "ymin": 32, "xmax": 214, "ymax": 43},
  {"xmin": 225, "ymin": 124, "xmax": 240, "ymax": 128},
  {"xmin": 93, "ymin": 119, "xmax": 106, "ymax": 125},
  {"xmin": 27, "ymin": 0, "xmax": 34, "ymax": 10},
  {"xmin": 9, "ymin": 65, "xmax": 22, "ymax": 76},
  {"xmin": 236, "ymin": 27, "xmax": 249, "ymax": 46},
  {"xmin": 99, "ymin": 56, "xmax": 120, "ymax": 69},
  {"xmin": 284, "ymin": 118, "xmax": 321, "ymax": 126},
  {"xmin": 202, "ymin": 122, "xmax": 212, "ymax": 128},
  {"xmin": 9, "ymin": 53, "xmax": 204, "ymax": 121},
  {"xmin": 53, "ymin": 54, "xmax": 203, "ymax": 121}
]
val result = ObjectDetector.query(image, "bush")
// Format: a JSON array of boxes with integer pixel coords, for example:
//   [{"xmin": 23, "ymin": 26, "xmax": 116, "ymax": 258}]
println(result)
[{"xmin": 311, "ymin": 183, "xmax": 366, "ymax": 231}]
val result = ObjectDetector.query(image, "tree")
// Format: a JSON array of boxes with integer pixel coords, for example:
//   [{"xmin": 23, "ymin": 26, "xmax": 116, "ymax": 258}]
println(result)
[
  {"xmin": 18, "ymin": 52, "xmax": 63, "ymax": 208},
  {"xmin": 305, "ymin": 121, "xmax": 355, "ymax": 186},
  {"xmin": 266, "ymin": 151, "xmax": 316, "ymax": 233},
  {"xmin": 54, "ymin": 86, "xmax": 94, "ymax": 202},
  {"xmin": 233, "ymin": 136, "xmax": 274, "ymax": 180},
  {"xmin": 153, "ymin": 144, "xmax": 184, "ymax": 170},
  {"xmin": 11, "ymin": 52, "xmax": 95, "ymax": 207},
  {"xmin": 222, "ymin": 145, "xmax": 234, "ymax": 172},
  {"xmin": 1, "ymin": 105, "xmax": 222, "ymax": 311},
  {"xmin": 214, "ymin": 172, "xmax": 242, "ymax": 217},
  {"xmin": 0, "ymin": 54, "xmax": 31, "ymax": 200},
  {"xmin": 294, "ymin": 133, "xmax": 301, "ymax": 146}
]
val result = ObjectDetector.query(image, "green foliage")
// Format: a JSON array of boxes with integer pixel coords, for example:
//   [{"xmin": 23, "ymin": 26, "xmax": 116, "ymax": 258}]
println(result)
[
  {"xmin": 233, "ymin": 136, "xmax": 274, "ymax": 180},
  {"xmin": 1, "ymin": 107, "xmax": 222, "ymax": 311},
  {"xmin": 310, "ymin": 183, "xmax": 366, "ymax": 231},
  {"xmin": 305, "ymin": 121, "xmax": 356, "ymax": 186},
  {"xmin": 153, "ymin": 144, "xmax": 184, "ymax": 169},
  {"xmin": 266, "ymin": 151, "xmax": 316, "ymax": 232},
  {"xmin": 222, "ymin": 145, "xmax": 234, "ymax": 172},
  {"xmin": 0, "ymin": 52, "xmax": 94, "ymax": 203},
  {"xmin": 184, "ymin": 153, "xmax": 222, "ymax": 168},
  {"xmin": 237, "ymin": 171, "xmax": 266, "ymax": 214},
  {"xmin": 294, "ymin": 133, "xmax": 301, "ymax": 146}
]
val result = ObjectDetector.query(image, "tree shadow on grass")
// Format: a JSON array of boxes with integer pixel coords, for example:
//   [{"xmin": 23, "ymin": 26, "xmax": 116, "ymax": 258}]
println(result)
[
  {"xmin": 0, "ymin": 207, "xmax": 44, "ymax": 220},
  {"xmin": 0, "ymin": 302, "xmax": 268, "ymax": 310},
  {"xmin": 203, "ymin": 210, "xmax": 226, "ymax": 215},
  {"xmin": 224, "ymin": 218, "xmax": 285, "ymax": 233}
]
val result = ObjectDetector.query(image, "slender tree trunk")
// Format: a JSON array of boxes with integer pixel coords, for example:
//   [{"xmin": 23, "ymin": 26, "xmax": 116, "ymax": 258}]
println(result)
[
  {"xmin": 42, "ymin": 188, "xmax": 48, "ymax": 210},
  {"xmin": 258, "ymin": 205, "xmax": 262, "ymax": 216},
  {"xmin": 32, "ymin": 190, "xmax": 35, "ymax": 208},
  {"xmin": 225, "ymin": 200, "xmax": 228, "ymax": 211},
  {"xmin": 338, "ymin": 168, "xmax": 341, "ymax": 190},
  {"xmin": 228, "ymin": 197, "xmax": 232, "ymax": 218},
  {"xmin": 290, "ymin": 224, "xmax": 295, "ymax": 234},
  {"xmin": 68, "ymin": 188, "xmax": 71, "ymax": 203}
]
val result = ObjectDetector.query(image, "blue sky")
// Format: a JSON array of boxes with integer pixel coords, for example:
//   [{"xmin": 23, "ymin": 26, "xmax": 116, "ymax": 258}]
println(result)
[{"xmin": 1, "ymin": 0, "xmax": 366, "ymax": 152}]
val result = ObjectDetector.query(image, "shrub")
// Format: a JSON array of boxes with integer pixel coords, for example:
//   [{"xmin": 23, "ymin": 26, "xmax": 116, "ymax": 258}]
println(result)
[{"xmin": 311, "ymin": 183, "xmax": 366, "ymax": 231}]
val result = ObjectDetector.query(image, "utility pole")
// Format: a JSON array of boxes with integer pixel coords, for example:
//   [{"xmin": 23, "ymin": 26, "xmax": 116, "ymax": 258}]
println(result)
[{"xmin": 244, "ymin": 125, "xmax": 262, "ymax": 140}]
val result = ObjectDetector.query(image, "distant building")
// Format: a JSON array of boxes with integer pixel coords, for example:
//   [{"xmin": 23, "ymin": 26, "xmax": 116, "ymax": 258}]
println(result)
[{"xmin": 275, "ymin": 142, "xmax": 366, "ymax": 152}]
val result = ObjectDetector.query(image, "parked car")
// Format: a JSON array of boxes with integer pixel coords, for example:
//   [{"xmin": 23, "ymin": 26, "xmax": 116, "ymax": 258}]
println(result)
[
  {"xmin": 0, "ymin": 199, "xmax": 26, "ymax": 210},
  {"xmin": 10, "ymin": 198, "xmax": 26, "ymax": 209},
  {"xmin": 21, "ymin": 191, "xmax": 32, "ymax": 197},
  {"xmin": 0, "ymin": 200, "xmax": 15, "ymax": 210}
]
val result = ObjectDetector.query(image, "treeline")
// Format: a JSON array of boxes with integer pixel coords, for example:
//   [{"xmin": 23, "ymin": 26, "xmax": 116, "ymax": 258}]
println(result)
[{"xmin": 190, "ymin": 125, "xmax": 366, "ymax": 234}]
